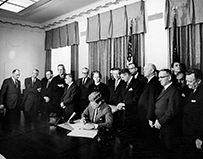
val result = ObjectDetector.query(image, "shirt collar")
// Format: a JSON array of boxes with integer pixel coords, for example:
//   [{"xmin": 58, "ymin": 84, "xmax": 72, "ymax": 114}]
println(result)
[
  {"xmin": 11, "ymin": 77, "xmax": 16, "ymax": 82},
  {"xmin": 147, "ymin": 75, "xmax": 155, "ymax": 83},
  {"xmin": 68, "ymin": 81, "xmax": 73, "ymax": 87},
  {"xmin": 127, "ymin": 76, "xmax": 133, "ymax": 86},
  {"xmin": 164, "ymin": 82, "xmax": 172, "ymax": 90},
  {"xmin": 134, "ymin": 72, "xmax": 139, "ymax": 79}
]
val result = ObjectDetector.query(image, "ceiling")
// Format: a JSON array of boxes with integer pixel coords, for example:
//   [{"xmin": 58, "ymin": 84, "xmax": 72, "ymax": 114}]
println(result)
[{"xmin": 0, "ymin": 0, "xmax": 102, "ymax": 24}]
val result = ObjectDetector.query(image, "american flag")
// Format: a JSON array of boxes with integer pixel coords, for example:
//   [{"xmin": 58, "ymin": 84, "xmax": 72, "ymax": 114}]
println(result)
[
  {"xmin": 172, "ymin": 10, "xmax": 179, "ymax": 62},
  {"xmin": 127, "ymin": 19, "xmax": 133, "ymax": 64}
]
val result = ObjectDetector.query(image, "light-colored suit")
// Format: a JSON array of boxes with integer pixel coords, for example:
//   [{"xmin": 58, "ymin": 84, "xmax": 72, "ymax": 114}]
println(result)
[{"xmin": 81, "ymin": 102, "xmax": 113, "ymax": 128}]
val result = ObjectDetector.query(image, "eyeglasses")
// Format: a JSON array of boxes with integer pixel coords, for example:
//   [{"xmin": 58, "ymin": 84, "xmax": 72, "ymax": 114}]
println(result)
[
  {"xmin": 128, "ymin": 67, "xmax": 135, "ymax": 70},
  {"xmin": 159, "ymin": 75, "xmax": 169, "ymax": 79}
]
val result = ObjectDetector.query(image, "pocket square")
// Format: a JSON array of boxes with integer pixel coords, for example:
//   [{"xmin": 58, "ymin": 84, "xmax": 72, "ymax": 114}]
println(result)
[
  {"xmin": 191, "ymin": 100, "xmax": 196, "ymax": 103},
  {"xmin": 128, "ymin": 88, "xmax": 133, "ymax": 91}
]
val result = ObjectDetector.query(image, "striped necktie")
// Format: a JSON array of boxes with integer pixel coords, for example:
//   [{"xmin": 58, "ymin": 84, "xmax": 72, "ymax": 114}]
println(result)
[{"xmin": 93, "ymin": 108, "xmax": 98, "ymax": 123}]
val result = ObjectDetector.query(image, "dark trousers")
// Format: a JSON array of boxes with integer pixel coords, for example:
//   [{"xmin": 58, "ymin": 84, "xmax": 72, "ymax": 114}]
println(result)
[
  {"xmin": 159, "ymin": 125, "xmax": 180, "ymax": 151},
  {"xmin": 138, "ymin": 119, "xmax": 159, "ymax": 148}
]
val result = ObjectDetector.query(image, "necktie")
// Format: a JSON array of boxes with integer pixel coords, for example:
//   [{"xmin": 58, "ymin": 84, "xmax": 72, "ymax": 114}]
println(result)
[
  {"xmin": 160, "ymin": 88, "xmax": 165, "ymax": 96},
  {"xmin": 15, "ymin": 80, "xmax": 18, "ymax": 88},
  {"xmin": 32, "ymin": 79, "xmax": 35, "ymax": 87},
  {"xmin": 93, "ymin": 108, "xmax": 98, "ymax": 123},
  {"xmin": 46, "ymin": 80, "xmax": 50, "ymax": 88},
  {"xmin": 82, "ymin": 78, "xmax": 86, "ymax": 85},
  {"xmin": 115, "ymin": 80, "xmax": 119, "ymax": 90}
]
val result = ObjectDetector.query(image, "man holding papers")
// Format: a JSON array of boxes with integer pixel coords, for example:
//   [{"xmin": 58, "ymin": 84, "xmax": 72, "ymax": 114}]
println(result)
[{"xmin": 81, "ymin": 91, "xmax": 113, "ymax": 130}]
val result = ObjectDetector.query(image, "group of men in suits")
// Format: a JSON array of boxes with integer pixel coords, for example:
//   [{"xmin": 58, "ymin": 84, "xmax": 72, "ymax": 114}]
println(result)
[
  {"xmin": 0, "ymin": 62, "xmax": 202, "ymax": 152},
  {"xmin": 107, "ymin": 63, "xmax": 202, "ymax": 152}
]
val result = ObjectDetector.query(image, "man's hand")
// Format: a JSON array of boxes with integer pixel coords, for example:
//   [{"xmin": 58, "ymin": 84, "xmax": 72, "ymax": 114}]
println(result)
[
  {"xmin": 80, "ymin": 117, "xmax": 86, "ymax": 125},
  {"xmin": 0, "ymin": 104, "xmax": 4, "ymax": 110},
  {"xmin": 60, "ymin": 102, "xmax": 66, "ymax": 109},
  {"xmin": 154, "ymin": 119, "xmax": 161, "ymax": 129},
  {"xmin": 43, "ymin": 96, "xmax": 50, "ymax": 103},
  {"xmin": 57, "ymin": 84, "xmax": 64, "ymax": 88},
  {"xmin": 116, "ymin": 103, "xmax": 125, "ymax": 110},
  {"xmin": 148, "ymin": 120, "xmax": 154, "ymax": 128},
  {"xmin": 195, "ymin": 139, "xmax": 202, "ymax": 149}
]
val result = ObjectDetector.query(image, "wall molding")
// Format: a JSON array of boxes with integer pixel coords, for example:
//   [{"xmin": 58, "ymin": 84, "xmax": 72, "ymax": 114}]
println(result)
[{"xmin": 0, "ymin": 0, "xmax": 137, "ymax": 30}]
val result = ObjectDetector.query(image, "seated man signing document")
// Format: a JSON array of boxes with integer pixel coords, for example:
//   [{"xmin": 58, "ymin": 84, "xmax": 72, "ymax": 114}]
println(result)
[{"xmin": 81, "ymin": 91, "xmax": 113, "ymax": 130}]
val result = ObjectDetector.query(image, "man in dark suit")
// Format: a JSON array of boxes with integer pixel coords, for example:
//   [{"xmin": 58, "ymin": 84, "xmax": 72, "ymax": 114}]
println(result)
[
  {"xmin": 0, "ymin": 69, "xmax": 22, "ymax": 116},
  {"xmin": 154, "ymin": 69, "xmax": 181, "ymax": 151},
  {"xmin": 137, "ymin": 63, "xmax": 162, "ymax": 146},
  {"xmin": 51, "ymin": 64, "xmax": 66, "ymax": 117},
  {"xmin": 76, "ymin": 67, "xmax": 93, "ymax": 117},
  {"xmin": 117, "ymin": 68, "xmax": 141, "ymax": 121},
  {"xmin": 128, "ymin": 63, "xmax": 147, "ymax": 90},
  {"xmin": 41, "ymin": 70, "xmax": 54, "ymax": 115},
  {"xmin": 183, "ymin": 69, "xmax": 203, "ymax": 150},
  {"xmin": 108, "ymin": 68, "xmax": 125, "ymax": 128},
  {"xmin": 60, "ymin": 73, "xmax": 79, "ymax": 121},
  {"xmin": 108, "ymin": 68, "xmax": 125, "ymax": 105},
  {"xmin": 23, "ymin": 69, "xmax": 41, "ymax": 116}
]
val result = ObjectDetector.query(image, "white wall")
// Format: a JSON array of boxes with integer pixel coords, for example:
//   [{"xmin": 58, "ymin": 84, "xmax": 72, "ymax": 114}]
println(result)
[
  {"xmin": 78, "ymin": 19, "xmax": 89, "ymax": 78},
  {"xmin": 0, "ymin": 23, "xmax": 45, "ymax": 89},
  {"xmin": 0, "ymin": 0, "xmax": 169, "ymax": 87},
  {"xmin": 145, "ymin": 0, "xmax": 168, "ymax": 70}
]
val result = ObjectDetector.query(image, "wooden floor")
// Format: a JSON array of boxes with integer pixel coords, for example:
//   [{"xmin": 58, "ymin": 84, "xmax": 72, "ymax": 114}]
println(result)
[{"xmin": 0, "ymin": 110, "xmax": 202, "ymax": 159}]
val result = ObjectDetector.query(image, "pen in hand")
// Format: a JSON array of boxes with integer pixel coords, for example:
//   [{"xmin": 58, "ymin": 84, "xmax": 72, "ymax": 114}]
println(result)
[{"xmin": 81, "ymin": 117, "xmax": 86, "ymax": 125}]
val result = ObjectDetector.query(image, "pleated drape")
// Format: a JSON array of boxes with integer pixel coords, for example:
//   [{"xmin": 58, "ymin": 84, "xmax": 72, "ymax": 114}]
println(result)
[
  {"xmin": 166, "ymin": 0, "xmax": 203, "ymax": 71},
  {"xmin": 87, "ymin": 1, "xmax": 146, "ymax": 82},
  {"xmin": 44, "ymin": 22, "xmax": 79, "ymax": 78}
]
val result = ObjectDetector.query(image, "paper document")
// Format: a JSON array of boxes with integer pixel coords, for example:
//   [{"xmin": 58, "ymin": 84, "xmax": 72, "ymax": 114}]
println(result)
[
  {"xmin": 67, "ymin": 129, "xmax": 98, "ymax": 138},
  {"xmin": 58, "ymin": 120, "xmax": 98, "ymax": 138},
  {"xmin": 57, "ymin": 120, "xmax": 83, "ymax": 131}
]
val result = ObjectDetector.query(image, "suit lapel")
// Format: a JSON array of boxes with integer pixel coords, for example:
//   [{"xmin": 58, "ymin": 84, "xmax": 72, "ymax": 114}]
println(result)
[
  {"xmin": 184, "ymin": 84, "xmax": 202, "ymax": 104},
  {"xmin": 142, "ymin": 77, "xmax": 156, "ymax": 92},
  {"xmin": 156, "ymin": 84, "xmax": 172, "ymax": 101}
]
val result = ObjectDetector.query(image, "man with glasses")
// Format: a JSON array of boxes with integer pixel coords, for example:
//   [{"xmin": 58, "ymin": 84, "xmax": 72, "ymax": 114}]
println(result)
[
  {"xmin": 154, "ymin": 69, "xmax": 181, "ymax": 151},
  {"xmin": 76, "ymin": 67, "xmax": 93, "ymax": 117}
]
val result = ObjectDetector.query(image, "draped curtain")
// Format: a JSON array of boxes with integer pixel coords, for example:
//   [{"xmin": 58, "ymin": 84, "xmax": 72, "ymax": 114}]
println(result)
[
  {"xmin": 165, "ymin": 0, "xmax": 203, "ymax": 70},
  {"xmin": 44, "ymin": 22, "xmax": 79, "ymax": 79},
  {"xmin": 87, "ymin": 1, "xmax": 146, "ymax": 83}
]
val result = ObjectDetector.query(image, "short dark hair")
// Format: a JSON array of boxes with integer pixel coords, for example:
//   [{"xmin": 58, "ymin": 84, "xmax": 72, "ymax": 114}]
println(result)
[
  {"xmin": 171, "ymin": 61, "xmax": 180, "ymax": 68},
  {"xmin": 186, "ymin": 68, "xmax": 203, "ymax": 80},
  {"xmin": 57, "ymin": 64, "xmax": 65, "ymax": 70},
  {"xmin": 91, "ymin": 70, "xmax": 102, "ymax": 79},
  {"xmin": 46, "ymin": 70, "xmax": 53, "ymax": 74},
  {"xmin": 120, "ymin": 68, "xmax": 131, "ymax": 75}
]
